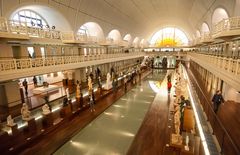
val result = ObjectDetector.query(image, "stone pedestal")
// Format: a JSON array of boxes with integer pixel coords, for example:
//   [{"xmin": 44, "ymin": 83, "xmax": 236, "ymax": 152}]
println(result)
[
  {"xmin": 42, "ymin": 113, "xmax": 54, "ymax": 128},
  {"xmin": 19, "ymin": 88, "xmax": 24, "ymax": 103},
  {"xmin": 68, "ymin": 79, "xmax": 74, "ymax": 92},
  {"xmin": 60, "ymin": 104, "xmax": 71, "ymax": 118},
  {"xmin": 76, "ymin": 97, "xmax": 80, "ymax": 109},
  {"xmin": 0, "ymin": 131, "xmax": 10, "ymax": 150},
  {"xmin": 104, "ymin": 82, "xmax": 112, "ymax": 90},
  {"xmin": 26, "ymin": 118, "xmax": 37, "ymax": 132},
  {"xmin": 8, "ymin": 124, "xmax": 19, "ymax": 136},
  {"xmin": 62, "ymin": 79, "xmax": 67, "ymax": 86}
]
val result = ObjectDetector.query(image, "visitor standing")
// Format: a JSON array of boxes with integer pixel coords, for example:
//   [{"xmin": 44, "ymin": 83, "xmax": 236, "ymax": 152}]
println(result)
[
  {"xmin": 212, "ymin": 90, "xmax": 225, "ymax": 113},
  {"xmin": 167, "ymin": 81, "xmax": 172, "ymax": 93},
  {"xmin": 33, "ymin": 76, "xmax": 37, "ymax": 87},
  {"xmin": 89, "ymin": 95, "xmax": 95, "ymax": 112},
  {"xmin": 22, "ymin": 79, "xmax": 28, "ymax": 95},
  {"xmin": 124, "ymin": 76, "xmax": 128, "ymax": 92}
]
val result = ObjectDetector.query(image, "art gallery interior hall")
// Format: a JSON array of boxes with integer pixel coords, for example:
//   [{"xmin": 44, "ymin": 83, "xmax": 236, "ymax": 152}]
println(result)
[{"xmin": 1, "ymin": 0, "xmax": 240, "ymax": 155}]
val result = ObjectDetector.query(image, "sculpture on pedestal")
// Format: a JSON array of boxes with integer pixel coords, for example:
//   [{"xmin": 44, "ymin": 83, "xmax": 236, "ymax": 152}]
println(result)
[
  {"xmin": 88, "ymin": 76, "xmax": 93, "ymax": 92},
  {"xmin": 76, "ymin": 81, "xmax": 80, "ymax": 98},
  {"xmin": 104, "ymin": 73, "xmax": 112, "ymax": 90},
  {"xmin": 21, "ymin": 103, "xmax": 32, "ymax": 121},
  {"xmin": 66, "ymin": 88, "xmax": 70, "ymax": 99},
  {"xmin": 7, "ymin": 115, "xmax": 16, "ymax": 127},
  {"xmin": 42, "ymin": 104, "xmax": 51, "ymax": 115}
]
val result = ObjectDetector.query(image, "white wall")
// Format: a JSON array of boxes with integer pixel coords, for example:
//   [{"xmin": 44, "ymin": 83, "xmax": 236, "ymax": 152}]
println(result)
[{"xmin": 223, "ymin": 83, "xmax": 240, "ymax": 103}]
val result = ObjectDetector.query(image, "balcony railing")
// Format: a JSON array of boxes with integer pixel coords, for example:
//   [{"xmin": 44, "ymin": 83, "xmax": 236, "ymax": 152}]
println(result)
[
  {"xmin": 200, "ymin": 32, "xmax": 213, "ymax": 43},
  {"xmin": 213, "ymin": 17, "xmax": 240, "ymax": 35},
  {"xmin": 189, "ymin": 53, "xmax": 240, "ymax": 76},
  {"xmin": 0, "ymin": 17, "xmax": 61, "ymax": 39},
  {"xmin": 0, "ymin": 52, "xmax": 143, "ymax": 72}
]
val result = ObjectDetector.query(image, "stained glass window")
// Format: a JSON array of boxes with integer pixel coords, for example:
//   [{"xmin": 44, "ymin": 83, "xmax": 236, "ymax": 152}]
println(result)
[
  {"xmin": 12, "ymin": 10, "xmax": 48, "ymax": 28},
  {"xmin": 150, "ymin": 27, "xmax": 188, "ymax": 47}
]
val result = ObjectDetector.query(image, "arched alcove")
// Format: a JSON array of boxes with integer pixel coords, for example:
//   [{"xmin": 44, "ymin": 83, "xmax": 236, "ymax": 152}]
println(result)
[
  {"xmin": 123, "ymin": 34, "xmax": 132, "ymax": 43},
  {"xmin": 212, "ymin": 8, "xmax": 229, "ymax": 25},
  {"xmin": 10, "ymin": 5, "xmax": 72, "ymax": 31},
  {"xmin": 196, "ymin": 30, "xmax": 201, "ymax": 38},
  {"xmin": 107, "ymin": 29, "xmax": 122, "ymax": 43},
  {"xmin": 133, "ymin": 37, "xmax": 140, "ymax": 47},
  {"xmin": 140, "ymin": 39, "xmax": 149, "ymax": 48},
  {"xmin": 201, "ymin": 22, "xmax": 210, "ymax": 33},
  {"xmin": 78, "ymin": 22, "xmax": 104, "ymax": 39}
]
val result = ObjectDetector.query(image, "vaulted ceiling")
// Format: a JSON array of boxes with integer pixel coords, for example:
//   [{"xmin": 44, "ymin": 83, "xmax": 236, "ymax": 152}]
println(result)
[{"xmin": 2, "ymin": 0, "xmax": 237, "ymax": 40}]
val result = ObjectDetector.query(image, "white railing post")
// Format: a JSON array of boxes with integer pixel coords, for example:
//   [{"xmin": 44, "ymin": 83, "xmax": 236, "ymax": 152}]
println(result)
[{"xmin": 236, "ymin": 59, "xmax": 240, "ymax": 75}]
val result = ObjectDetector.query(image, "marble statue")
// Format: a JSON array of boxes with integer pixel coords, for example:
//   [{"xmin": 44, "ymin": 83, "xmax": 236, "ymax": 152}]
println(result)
[
  {"xmin": 185, "ymin": 135, "xmax": 190, "ymax": 151},
  {"xmin": 21, "ymin": 103, "xmax": 31, "ymax": 121},
  {"xmin": 7, "ymin": 115, "xmax": 16, "ymax": 127},
  {"xmin": 68, "ymin": 71, "xmax": 73, "ymax": 80},
  {"xmin": 62, "ymin": 71, "xmax": 68, "ymax": 79},
  {"xmin": 104, "ymin": 73, "xmax": 112, "ymax": 90},
  {"xmin": 42, "ymin": 104, "xmax": 51, "ymax": 115},
  {"xmin": 76, "ymin": 84, "xmax": 80, "ymax": 98},
  {"xmin": 88, "ymin": 76, "xmax": 93, "ymax": 91},
  {"xmin": 66, "ymin": 88, "xmax": 70, "ymax": 99}
]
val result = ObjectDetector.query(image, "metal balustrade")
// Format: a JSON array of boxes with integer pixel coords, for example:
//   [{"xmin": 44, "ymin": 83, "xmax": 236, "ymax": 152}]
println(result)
[
  {"xmin": 0, "ymin": 52, "xmax": 143, "ymax": 72},
  {"xmin": 189, "ymin": 53, "xmax": 240, "ymax": 76}
]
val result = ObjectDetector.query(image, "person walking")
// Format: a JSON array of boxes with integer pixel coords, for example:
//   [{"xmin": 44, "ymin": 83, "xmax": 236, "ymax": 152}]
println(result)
[
  {"xmin": 212, "ymin": 90, "xmax": 225, "ymax": 113},
  {"xmin": 22, "ymin": 79, "xmax": 28, "ymax": 95},
  {"xmin": 167, "ymin": 81, "xmax": 172, "ymax": 93},
  {"xmin": 33, "ymin": 76, "xmax": 37, "ymax": 87},
  {"xmin": 89, "ymin": 94, "xmax": 95, "ymax": 112}
]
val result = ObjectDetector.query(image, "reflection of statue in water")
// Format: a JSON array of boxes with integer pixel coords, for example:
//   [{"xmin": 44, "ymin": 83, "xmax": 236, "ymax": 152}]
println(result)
[
  {"xmin": 42, "ymin": 104, "xmax": 51, "ymax": 115},
  {"xmin": 7, "ymin": 115, "xmax": 16, "ymax": 126},
  {"xmin": 21, "ymin": 103, "xmax": 32, "ymax": 121}
]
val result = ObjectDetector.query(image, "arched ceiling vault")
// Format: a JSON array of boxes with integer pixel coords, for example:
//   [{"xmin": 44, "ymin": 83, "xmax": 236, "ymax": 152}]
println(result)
[{"xmin": 2, "ymin": 0, "xmax": 237, "ymax": 41}]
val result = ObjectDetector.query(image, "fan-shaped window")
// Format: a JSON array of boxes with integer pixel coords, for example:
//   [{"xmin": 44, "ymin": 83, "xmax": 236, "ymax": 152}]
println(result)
[
  {"xmin": 12, "ymin": 10, "xmax": 48, "ymax": 28},
  {"xmin": 150, "ymin": 27, "xmax": 188, "ymax": 47}
]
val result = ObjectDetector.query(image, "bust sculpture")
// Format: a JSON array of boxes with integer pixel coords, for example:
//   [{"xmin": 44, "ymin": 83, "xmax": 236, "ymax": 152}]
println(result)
[
  {"xmin": 42, "ymin": 104, "xmax": 51, "ymax": 115},
  {"xmin": 21, "ymin": 103, "xmax": 31, "ymax": 121},
  {"xmin": 7, "ymin": 115, "xmax": 16, "ymax": 127}
]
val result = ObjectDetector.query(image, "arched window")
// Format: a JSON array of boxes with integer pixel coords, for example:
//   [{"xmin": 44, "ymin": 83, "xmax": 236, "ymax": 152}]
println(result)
[
  {"xmin": 201, "ymin": 23, "xmax": 210, "ymax": 33},
  {"xmin": 12, "ymin": 10, "xmax": 48, "ymax": 28},
  {"xmin": 212, "ymin": 8, "xmax": 229, "ymax": 25},
  {"xmin": 78, "ymin": 25, "xmax": 89, "ymax": 36},
  {"xmin": 150, "ymin": 27, "xmax": 188, "ymax": 47},
  {"xmin": 78, "ymin": 22, "xmax": 104, "ymax": 39}
]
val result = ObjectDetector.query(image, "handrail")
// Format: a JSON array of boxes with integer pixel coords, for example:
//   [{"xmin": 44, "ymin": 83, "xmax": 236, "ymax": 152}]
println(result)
[
  {"xmin": 0, "ymin": 52, "xmax": 144, "ymax": 72},
  {"xmin": 188, "ymin": 66, "xmax": 240, "ymax": 154}
]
